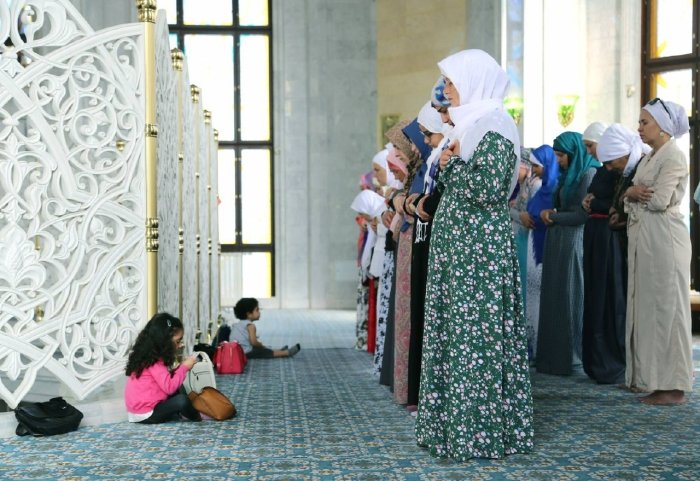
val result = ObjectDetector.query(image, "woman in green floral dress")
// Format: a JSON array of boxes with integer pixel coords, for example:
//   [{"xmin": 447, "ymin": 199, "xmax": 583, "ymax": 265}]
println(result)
[{"xmin": 415, "ymin": 49, "xmax": 534, "ymax": 461}]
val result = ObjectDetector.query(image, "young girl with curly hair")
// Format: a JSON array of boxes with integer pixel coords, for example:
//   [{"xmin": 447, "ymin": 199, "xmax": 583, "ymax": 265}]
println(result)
[{"xmin": 124, "ymin": 312, "xmax": 201, "ymax": 423}]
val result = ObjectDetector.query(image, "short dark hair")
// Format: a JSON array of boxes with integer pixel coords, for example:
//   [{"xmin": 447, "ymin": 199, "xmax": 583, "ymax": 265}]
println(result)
[{"xmin": 234, "ymin": 298, "xmax": 259, "ymax": 320}]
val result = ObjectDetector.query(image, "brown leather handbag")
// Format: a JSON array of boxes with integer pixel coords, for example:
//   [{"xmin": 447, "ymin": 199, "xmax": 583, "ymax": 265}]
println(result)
[{"xmin": 187, "ymin": 386, "xmax": 237, "ymax": 420}]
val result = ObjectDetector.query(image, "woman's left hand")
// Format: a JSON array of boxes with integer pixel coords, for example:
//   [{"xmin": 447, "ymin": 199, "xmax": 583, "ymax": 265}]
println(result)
[
  {"xmin": 581, "ymin": 193, "xmax": 594, "ymax": 212},
  {"xmin": 540, "ymin": 209, "xmax": 555, "ymax": 226},
  {"xmin": 405, "ymin": 193, "xmax": 420, "ymax": 215}
]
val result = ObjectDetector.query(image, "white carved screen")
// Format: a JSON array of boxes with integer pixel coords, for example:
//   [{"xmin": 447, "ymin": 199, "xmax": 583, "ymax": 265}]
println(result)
[{"xmin": 0, "ymin": 1, "xmax": 146, "ymax": 408}]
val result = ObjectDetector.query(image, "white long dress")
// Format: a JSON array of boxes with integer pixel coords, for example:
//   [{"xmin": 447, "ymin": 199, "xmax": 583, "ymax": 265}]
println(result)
[{"xmin": 624, "ymin": 139, "xmax": 693, "ymax": 392}]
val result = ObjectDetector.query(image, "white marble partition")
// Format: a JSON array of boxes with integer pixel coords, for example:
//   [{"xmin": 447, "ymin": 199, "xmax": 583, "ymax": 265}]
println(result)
[
  {"xmin": 209, "ymin": 133, "xmax": 221, "ymax": 323},
  {"xmin": 181, "ymin": 62, "xmax": 198, "ymax": 344},
  {"xmin": 196, "ymin": 101, "xmax": 211, "ymax": 340},
  {"xmin": 155, "ymin": 11, "xmax": 179, "ymax": 317}
]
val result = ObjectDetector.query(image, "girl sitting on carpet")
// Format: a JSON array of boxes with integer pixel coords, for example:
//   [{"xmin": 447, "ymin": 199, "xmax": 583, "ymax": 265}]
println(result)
[
  {"xmin": 124, "ymin": 312, "xmax": 201, "ymax": 423},
  {"xmin": 229, "ymin": 298, "xmax": 301, "ymax": 359}
]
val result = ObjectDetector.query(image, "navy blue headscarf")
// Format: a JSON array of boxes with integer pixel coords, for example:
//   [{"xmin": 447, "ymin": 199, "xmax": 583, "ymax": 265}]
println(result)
[
  {"xmin": 526, "ymin": 145, "xmax": 559, "ymax": 265},
  {"xmin": 402, "ymin": 119, "xmax": 432, "ymax": 161}
]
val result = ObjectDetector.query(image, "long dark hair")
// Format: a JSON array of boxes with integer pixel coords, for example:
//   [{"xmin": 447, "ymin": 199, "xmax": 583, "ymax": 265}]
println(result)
[
  {"xmin": 126, "ymin": 312, "xmax": 183, "ymax": 378},
  {"xmin": 233, "ymin": 298, "xmax": 258, "ymax": 320}
]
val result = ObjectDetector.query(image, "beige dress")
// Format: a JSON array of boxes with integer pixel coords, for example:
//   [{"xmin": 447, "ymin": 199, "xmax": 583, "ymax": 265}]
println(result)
[{"xmin": 624, "ymin": 139, "xmax": 693, "ymax": 392}]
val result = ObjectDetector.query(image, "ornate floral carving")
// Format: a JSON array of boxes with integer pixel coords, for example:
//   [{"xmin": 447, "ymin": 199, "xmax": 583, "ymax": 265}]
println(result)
[{"xmin": 0, "ymin": 1, "xmax": 146, "ymax": 408}]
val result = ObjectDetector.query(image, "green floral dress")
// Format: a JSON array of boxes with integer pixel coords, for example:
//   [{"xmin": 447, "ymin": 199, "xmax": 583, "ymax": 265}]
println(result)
[{"xmin": 415, "ymin": 131, "xmax": 534, "ymax": 460}]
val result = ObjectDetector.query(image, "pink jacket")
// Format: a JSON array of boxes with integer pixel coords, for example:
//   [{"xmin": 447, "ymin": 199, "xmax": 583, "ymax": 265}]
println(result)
[{"xmin": 124, "ymin": 360, "xmax": 191, "ymax": 414}]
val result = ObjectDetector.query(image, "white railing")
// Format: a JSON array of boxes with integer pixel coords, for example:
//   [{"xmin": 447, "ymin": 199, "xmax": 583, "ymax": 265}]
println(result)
[{"xmin": 0, "ymin": 0, "xmax": 220, "ymax": 409}]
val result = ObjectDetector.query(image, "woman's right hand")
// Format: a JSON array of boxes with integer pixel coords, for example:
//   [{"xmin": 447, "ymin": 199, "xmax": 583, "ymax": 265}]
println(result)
[
  {"xmin": 381, "ymin": 210, "xmax": 394, "ymax": 228},
  {"xmin": 624, "ymin": 184, "xmax": 654, "ymax": 203},
  {"xmin": 439, "ymin": 140, "xmax": 460, "ymax": 170},
  {"xmin": 393, "ymin": 194, "xmax": 406, "ymax": 215},
  {"xmin": 519, "ymin": 211, "xmax": 535, "ymax": 229},
  {"xmin": 182, "ymin": 355, "xmax": 198, "ymax": 369},
  {"xmin": 416, "ymin": 196, "xmax": 431, "ymax": 221}
]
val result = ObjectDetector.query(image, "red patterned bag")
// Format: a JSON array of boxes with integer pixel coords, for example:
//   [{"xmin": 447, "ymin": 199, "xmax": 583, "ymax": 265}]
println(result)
[{"xmin": 213, "ymin": 341, "xmax": 248, "ymax": 374}]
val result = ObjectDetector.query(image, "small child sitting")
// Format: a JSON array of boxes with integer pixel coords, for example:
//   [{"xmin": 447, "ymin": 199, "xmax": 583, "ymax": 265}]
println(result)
[
  {"xmin": 124, "ymin": 312, "xmax": 201, "ymax": 423},
  {"xmin": 229, "ymin": 298, "xmax": 300, "ymax": 358}
]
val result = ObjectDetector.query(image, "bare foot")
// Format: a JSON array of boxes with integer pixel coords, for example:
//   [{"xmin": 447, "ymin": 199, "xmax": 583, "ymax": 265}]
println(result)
[
  {"xmin": 639, "ymin": 390, "xmax": 686, "ymax": 405},
  {"xmin": 617, "ymin": 384, "xmax": 649, "ymax": 393}
]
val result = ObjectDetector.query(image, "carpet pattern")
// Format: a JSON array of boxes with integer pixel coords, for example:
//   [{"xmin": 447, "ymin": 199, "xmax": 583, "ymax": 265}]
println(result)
[{"xmin": 1, "ymin": 345, "xmax": 699, "ymax": 481}]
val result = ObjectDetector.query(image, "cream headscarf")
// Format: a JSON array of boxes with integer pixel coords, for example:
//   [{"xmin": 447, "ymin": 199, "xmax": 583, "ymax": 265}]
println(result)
[
  {"xmin": 351, "ymin": 190, "xmax": 386, "ymax": 219},
  {"xmin": 582, "ymin": 122, "xmax": 608, "ymax": 143},
  {"xmin": 643, "ymin": 98, "xmax": 690, "ymax": 138},
  {"xmin": 371, "ymin": 148, "xmax": 399, "ymax": 189},
  {"xmin": 417, "ymin": 101, "xmax": 443, "ymax": 134},
  {"xmin": 437, "ymin": 49, "xmax": 520, "ymax": 192},
  {"xmin": 596, "ymin": 123, "xmax": 652, "ymax": 177}
]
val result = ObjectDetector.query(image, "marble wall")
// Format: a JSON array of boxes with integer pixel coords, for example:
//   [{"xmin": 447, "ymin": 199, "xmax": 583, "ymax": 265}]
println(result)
[
  {"xmin": 523, "ymin": 0, "xmax": 641, "ymax": 147},
  {"xmin": 272, "ymin": 0, "xmax": 377, "ymax": 308},
  {"xmin": 376, "ymin": 0, "xmax": 467, "ymax": 145}
]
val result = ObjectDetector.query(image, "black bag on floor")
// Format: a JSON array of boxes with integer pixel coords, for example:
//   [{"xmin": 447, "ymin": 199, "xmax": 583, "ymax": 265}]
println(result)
[
  {"xmin": 194, "ymin": 342, "xmax": 217, "ymax": 359},
  {"xmin": 14, "ymin": 397, "xmax": 84, "ymax": 437}
]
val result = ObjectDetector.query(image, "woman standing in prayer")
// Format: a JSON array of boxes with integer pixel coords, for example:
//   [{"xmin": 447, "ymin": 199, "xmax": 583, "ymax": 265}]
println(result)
[
  {"xmin": 351, "ymin": 189, "xmax": 387, "ymax": 352},
  {"xmin": 370, "ymin": 148, "xmax": 401, "ymax": 375},
  {"xmin": 591, "ymin": 123, "xmax": 652, "ymax": 386},
  {"xmin": 406, "ymin": 103, "xmax": 447, "ymax": 410},
  {"xmin": 415, "ymin": 49, "xmax": 533, "ymax": 461},
  {"xmin": 385, "ymin": 120, "xmax": 421, "ymax": 405},
  {"xmin": 520, "ymin": 145, "xmax": 558, "ymax": 360},
  {"xmin": 624, "ymin": 98, "xmax": 693, "ymax": 405},
  {"xmin": 536, "ymin": 132, "xmax": 599, "ymax": 376},
  {"xmin": 580, "ymin": 121, "xmax": 628, "ymax": 384},
  {"xmin": 509, "ymin": 148, "xmax": 541, "ymax": 311},
  {"xmin": 379, "ymin": 149, "xmax": 409, "ymax": 387},
  {"xmin": 354, "ymin": 172, "xmax": 376, "ymax": 351}
]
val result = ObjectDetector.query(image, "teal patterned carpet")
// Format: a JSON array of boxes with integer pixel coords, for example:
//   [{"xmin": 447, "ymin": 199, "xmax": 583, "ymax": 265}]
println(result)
[{"xmin": 1, "ymin": 309, "xmax": 699, "ymax": 480}]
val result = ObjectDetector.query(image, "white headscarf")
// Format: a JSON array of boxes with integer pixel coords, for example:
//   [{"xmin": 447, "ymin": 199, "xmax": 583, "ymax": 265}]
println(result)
[
  {"xmin": 351, "ymin": 190, "xmax": 386, "ymax": 219},
  {"xmin": 643, "ymin": 99, "xmax": 690, "ymax": 138},
  {"xmin": 582, "ymin": 122, "xmax": 608, "ymax": 143},
  {"xmin": 417, "ymin": 101, "xmax": 443, "ymax": 134},
  {"xmin": 371, "ymin": 149, "xmax": 397, "ymax": 188},
  {"xmin": 437, "ymin": 49, "xmax": 520, "ymax": 192},
  {"xmin": 596, "ymin": 123, "xmax": 652, "ymax": 176}
]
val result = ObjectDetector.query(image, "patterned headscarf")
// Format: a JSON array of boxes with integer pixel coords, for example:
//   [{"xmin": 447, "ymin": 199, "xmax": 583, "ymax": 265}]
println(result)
[
  {"xmin": 385, "ymin": 120, "xmax": 420, "ymax": 174},
  {"xmin": 553, "ymin": 131, "xmax": 601, "ymax": 205},
  {"xmin": 431, "ymin": 77, "xmax": 451, "ymax": 108}
]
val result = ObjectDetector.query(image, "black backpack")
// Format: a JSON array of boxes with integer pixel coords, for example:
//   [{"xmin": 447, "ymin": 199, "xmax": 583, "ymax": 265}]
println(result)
[
  {"xmin": 193, "ymin": 342, "xmax": 217, "ymax": 360},
  {"xmin": 15, "ymin": 397, "xmax": 84, "ymax": 437},
  {"xmin": 211, "ymin": 324, "xmax": 231, "ymax": 348}
]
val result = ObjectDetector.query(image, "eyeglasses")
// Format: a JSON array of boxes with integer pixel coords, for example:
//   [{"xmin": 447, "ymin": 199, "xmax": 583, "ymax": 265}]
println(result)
[
  {"xmin": 648, "ymin": 97, "xmax": 671, "ymax": 117},
  {"xmin": 420, "ymin": 129, "xmax": 434, "ymax": 138}
]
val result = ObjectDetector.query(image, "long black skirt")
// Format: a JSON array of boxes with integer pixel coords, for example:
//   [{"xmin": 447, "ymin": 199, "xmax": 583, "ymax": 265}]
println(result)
[
  {"xmin": 406, "ymin": 219, "xmax": 431, "ymax": 406},
  {"xmin": 582, "ymin": 218, "xmax": 626, "ymax": 384}
]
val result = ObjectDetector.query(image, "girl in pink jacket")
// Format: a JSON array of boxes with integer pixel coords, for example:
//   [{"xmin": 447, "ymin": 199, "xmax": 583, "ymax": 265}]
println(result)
[{"xmin": 124, "ymin": 313, "xmax": 201, "ymax": 423}]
